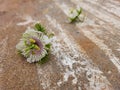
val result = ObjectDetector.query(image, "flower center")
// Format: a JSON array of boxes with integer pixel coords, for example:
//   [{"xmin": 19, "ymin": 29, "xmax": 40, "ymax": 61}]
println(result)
[
  {"xmin": 29, "ymin": 38, "xmax": 36, "ymax": 43},
  {"xmin": 24, "ymin": 38, "xmax": 41, "ymax": 55},
  {"xmin": 29, "ymin": 39, "xmax": 41, "ymax": 50}
]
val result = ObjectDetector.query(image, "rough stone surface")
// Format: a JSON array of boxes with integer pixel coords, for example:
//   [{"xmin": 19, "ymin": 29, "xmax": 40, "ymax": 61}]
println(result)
[{"xmin": 0, "ymin": 0, "xmax": 120, "ymax": 90}]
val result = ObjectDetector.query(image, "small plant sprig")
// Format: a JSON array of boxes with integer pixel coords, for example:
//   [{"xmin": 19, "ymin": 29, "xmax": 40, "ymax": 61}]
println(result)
[
  {"xmin": 68, "ymin": 7, "xmax": 85, "ymax": 23},
  {"xmin": 16, "ymin": 23, "xmax": 54, "ymax": 63},
  {"xmin": 34, "ymin": 23, "xmax": 54, "ymax": 39}
]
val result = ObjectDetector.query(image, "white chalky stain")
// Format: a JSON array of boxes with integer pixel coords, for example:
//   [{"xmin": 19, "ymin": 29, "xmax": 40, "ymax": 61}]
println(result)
[
  {"xmin": 78, "ymin": 27, "xmax": 120, "ymax": 72},
  {"xmin": 17, "ymin": 16, "xmax": 36, "ymax": 26},
  {"xmin": 55, "ymin": 1, "xmax": 120, "ymax": 72},
  {"xmin": 84, "ymin": 0, "xmax": 120, "ymax": 17},
  {"xmin": 60, "ymin": 0, "xmax": 120, "ymax": 36},
  {"xmin": 71, "ymin": 0, "xmax": 120, "ymax": 29},
  {"xmin": 109, "ymin": 0, "xmax": 120, "ymax": 6},
  {"xmin": 46, "ymin": 14, "xmax": 112, "ymax": 90},
  {"xmin": 57, "ymin": 80, "xmax": 62, "ymax": 86},
  {"xmin": 37, "ymin": 65, "xmax": 53, "ymax": 90},
  {"xmin": 116, "ymin": 49, "xmax": 120, "ymax": 52},
  {"xmin": 64, "ymin": 2, "xmax": 120, "ymax": 36}
]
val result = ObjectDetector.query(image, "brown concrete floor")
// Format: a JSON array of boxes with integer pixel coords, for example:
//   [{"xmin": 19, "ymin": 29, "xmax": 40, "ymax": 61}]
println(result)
[{"xmin": 0, "ymin": 0, "xmax": 120, "ymax": 90}]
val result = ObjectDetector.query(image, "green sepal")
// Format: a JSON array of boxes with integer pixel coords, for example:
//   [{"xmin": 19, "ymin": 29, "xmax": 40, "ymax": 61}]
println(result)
[
  {"xmin": 48, "ymin": 33, "xmax": 54, "ymax": 38},
  {"xmin": 77, "ymin": 7, "xmax": 82, "ymax": 15},
  {"xmin": 38, "ymin": 53, "xmax": 50, "ymax": 64},
  {"xmin": 34, "ymin": 23, "xmax": 47, "ymax": 34},
  {"xmin": 45, "ymin": 43, "xmax": 51, "ymax": 51},
  {"xmin": 17, "ymin": 50, "xmax": 22, "ymax": 55}
]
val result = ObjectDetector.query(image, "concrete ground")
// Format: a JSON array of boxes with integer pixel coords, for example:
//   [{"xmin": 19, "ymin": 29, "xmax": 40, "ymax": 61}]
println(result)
[{"xmin": 0, "ymin": 0, "xmax": 120, "ymax": 90}]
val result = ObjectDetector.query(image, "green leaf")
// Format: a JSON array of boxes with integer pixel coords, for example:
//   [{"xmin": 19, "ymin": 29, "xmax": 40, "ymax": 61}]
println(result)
[
  {"xmin": 77, "ymin": 7, "xmax": 82, "ymax": 15},
  {"xmin": 38, "ymin": 53, "xmax": 50, "ymax": 64},
  {"xmin": 35, "ymin": 23, "xmax": 46, "ymax": 34},
  {"xmin": 45, "ymin": 43, "xmax": 51, "ymax": 50},
  {"xmin": 69, "ymin": 17, "xmax": 76, "ymax": 22},
  {"xmin": 17, "ymin": 50, "xmax": 22, "ymax": 55},
  {"xmin": 48, "ymin": 33, "xmax": 54, "ymax": 38},
  {"xmin": 69, "ymin": 7, "xmax": 84, "ymax": 23}
]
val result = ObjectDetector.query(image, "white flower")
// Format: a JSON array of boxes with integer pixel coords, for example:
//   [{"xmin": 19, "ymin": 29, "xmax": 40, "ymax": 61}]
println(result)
[
  {"xmin": 69, "ymin": 8, "xmax": 78, "ymax": 19},
  {"xmin": 16, "ymin": 28, "xmax": 48, "ymax": 63},
  {"xmin": 68, "ymin": 7, "xmax": 84, "ymax": 23}
]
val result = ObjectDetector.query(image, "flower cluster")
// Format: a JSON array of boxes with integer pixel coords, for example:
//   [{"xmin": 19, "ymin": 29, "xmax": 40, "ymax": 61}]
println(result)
[
  {"xmin": 16, "ymin": 23, "xmax": 53, "ymax": 63},
  {"xmin": 68, "ymin": 7, "xmax": 85, "ymax": 23}
]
